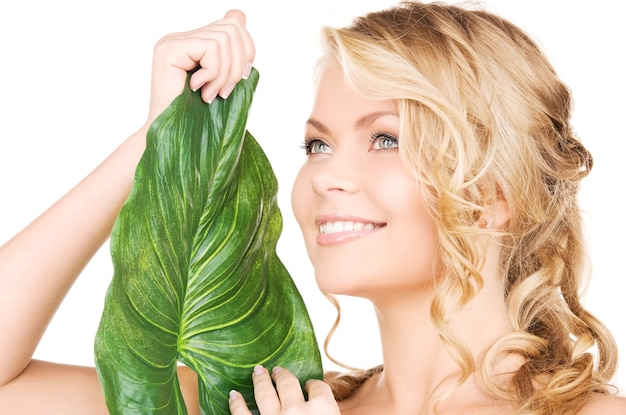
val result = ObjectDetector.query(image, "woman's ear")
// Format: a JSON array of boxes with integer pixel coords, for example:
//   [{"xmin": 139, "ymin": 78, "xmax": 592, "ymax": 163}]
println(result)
[{"xmin": 477, "ymin": 188, "xmax": 510, "ymax": 229}]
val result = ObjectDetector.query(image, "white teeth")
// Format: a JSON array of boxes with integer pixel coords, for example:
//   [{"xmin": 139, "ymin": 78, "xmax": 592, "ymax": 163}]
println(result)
[{"xmin": 319, "ymin": 221, "xmax": 377, "ymax": 234}]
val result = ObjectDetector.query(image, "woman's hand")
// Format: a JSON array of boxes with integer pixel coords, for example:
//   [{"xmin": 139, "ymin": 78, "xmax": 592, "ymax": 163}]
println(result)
[
  {"xmin": 229, "ymin": 366, "xmax": 341, "ymax": 415},
  {"xmin": 146, "ymin": 9, "xmax": 255, "ymax": 126},
  {"xmin": 0, "ymin": 11, "xmax": 253, "ymax": 413}
]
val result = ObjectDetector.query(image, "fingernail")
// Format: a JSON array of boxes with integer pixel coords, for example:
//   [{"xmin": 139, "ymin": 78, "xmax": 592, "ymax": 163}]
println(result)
[
  {"xmin": 272, "ymin": 366, "xmax": 283, "ymax": 375},
  {"xmin": 229, "ymin": 390, "xmax": 238, "ymax": 402},
  {"xmin": 205, "ymin": 89, "xmax": 218, "ymax": 104},
  {"xmin": 242, "ymin": 62, "xmax": 252, "ymax": 79},
  {"xmin": 190, "ymin": 80, "xmax": 202, "ymax": 93},
  {"xmin": 253, "ymin": 365, "xmax": 265, "ymax": 376},
  {"xmin": 220, "ymin": 84, "xmax": 235, "ymax": 99}
]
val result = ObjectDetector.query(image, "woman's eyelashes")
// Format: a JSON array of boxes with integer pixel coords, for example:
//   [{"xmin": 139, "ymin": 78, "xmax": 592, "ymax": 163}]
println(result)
[
  {"xmin": 301, "ymin": 138, "xmax": 331, "ymax": 155},
  {"xmin": 369, "ymin": 131, "xmax": 399, "ymax": 150},
  {"xmin": 300, "ymin": 131, "xmax": 399, "ymax": 155}
]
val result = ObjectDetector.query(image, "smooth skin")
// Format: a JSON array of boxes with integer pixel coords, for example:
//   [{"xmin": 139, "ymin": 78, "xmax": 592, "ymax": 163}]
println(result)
[
  {"xmin": 0, "ymin": 10, "xmax": 253, "ymax": 415},
  {"xmin": 1, "ymin": 8, "xmax": 625, "ymax": 415},
  {"xmin": 231, "ymin": 61, "xmax": 626, "ymax": 414},
  {"xmin": 229, "ymin": 366, "xmax": 339, "ymax": 415},
  {"xmin": 285, "ymin": 62, "xmax": 513, "ymax": 415}
]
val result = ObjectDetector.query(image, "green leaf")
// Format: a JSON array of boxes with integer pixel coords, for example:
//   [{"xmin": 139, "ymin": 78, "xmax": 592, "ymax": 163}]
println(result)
[{"xmin": 94, "ymin": 68, "xmax": 322, "ymax": 414}]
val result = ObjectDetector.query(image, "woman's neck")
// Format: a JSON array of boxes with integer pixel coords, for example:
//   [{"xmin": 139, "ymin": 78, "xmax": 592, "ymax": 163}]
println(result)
[{"xmin": 345, "ymin": 245, "xmax": 516, "ymax": 414}]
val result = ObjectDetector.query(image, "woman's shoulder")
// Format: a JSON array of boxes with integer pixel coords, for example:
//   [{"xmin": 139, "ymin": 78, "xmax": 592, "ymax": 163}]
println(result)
[{"xmin": 577, "ymin": 393, "xmax": 626, "ymax": 415}]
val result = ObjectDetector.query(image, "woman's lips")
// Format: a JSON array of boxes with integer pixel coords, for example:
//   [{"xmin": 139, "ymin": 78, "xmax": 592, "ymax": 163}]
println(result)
[{"xmin": 316, "ymin": 219, "xmax": 386, "ymax": 245}]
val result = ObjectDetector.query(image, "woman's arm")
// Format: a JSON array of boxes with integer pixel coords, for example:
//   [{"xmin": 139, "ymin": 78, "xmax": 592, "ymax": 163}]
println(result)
[
  {"xmin": 0, "ymin": 127, "xmax": 146, "ymax": 387},
  {"xmin": 0, "ymin": 10, "xmax": 254, "ymax": 414}
]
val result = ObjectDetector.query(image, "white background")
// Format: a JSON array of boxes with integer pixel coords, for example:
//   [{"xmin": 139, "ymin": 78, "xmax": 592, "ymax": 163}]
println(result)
[{"xmin": 1, "ymin": 0, "xmax": 624, "ymax": 393}]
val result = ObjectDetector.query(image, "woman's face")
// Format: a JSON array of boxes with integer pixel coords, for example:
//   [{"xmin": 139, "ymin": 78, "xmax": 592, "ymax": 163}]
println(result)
[{"xmin": 291, "ymin": 63, "xmax": 439, "ymax": 302}]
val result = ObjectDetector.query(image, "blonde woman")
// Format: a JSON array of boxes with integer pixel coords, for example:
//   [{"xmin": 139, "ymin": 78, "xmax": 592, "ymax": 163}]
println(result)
[
  {"xmin": 230, "ymin": 3, "xmax": 626, "ymax": 414},
  {"xmin": 0, "ymin": 2, "xmax": 623, "ymax": 415}
]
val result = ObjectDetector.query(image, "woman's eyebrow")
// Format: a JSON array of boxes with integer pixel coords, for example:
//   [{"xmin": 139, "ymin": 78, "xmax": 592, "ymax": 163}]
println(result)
[
  {"xmin": 305, "ymin": 118, "xmax": 329, "ymax": 135},
  {"xmin": 355, "ymin": 111, "xmax": 399, "ymax": 130},
  {"xmin": 305, "ymin": 111, "xmax": 399, "ymax": 134}
]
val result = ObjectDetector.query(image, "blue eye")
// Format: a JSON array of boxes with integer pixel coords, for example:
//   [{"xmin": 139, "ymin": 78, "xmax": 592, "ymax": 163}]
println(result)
[
  {"xmin": 370, "ymin": 132, "xmax": 399, "ymax": 150},
  {"xmin": 301, "ymin": 138, "xmax": 332, "ymax": 155}
]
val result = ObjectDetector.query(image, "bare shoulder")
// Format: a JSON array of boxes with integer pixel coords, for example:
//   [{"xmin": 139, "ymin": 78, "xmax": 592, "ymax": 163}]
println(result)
[
  {"xmin": 577, "ymin": 393, "xmax": 626, "ymax": 415},
  {"xmin": 0, "ymin": 360, "xmax": 107, "ymax": 415},
  {"xmin": 0, "ymin": 360, "xmax": 200, "ymax": 415}
]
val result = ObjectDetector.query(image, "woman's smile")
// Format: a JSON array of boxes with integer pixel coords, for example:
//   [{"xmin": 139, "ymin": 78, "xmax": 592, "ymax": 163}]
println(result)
[
  {"xmin": 291, "ymin": 62, "xmax": 439, "ymax": 297},
  {"xmin": 316, "ymin": 215, "xmax": 387, "ymax": 245}
]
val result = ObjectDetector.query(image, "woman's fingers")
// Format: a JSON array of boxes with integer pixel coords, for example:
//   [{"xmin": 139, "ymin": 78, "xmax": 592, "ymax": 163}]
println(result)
[
  {"xmin": 305, "ymin": 379, "xmax": 333, "ymax": 399},
  {"xmin": 250, "ymin": 365, "xmax": 308, "ymax": 413},
  {"xmin": 229, "ymin": 366, "xmax": 339, "ymax": 415},
  {"xmin": 147, "ymin": 9, "xmax": 255, "ymax": 123},
  {"xmin": 187, "ymin": 13, "xmax": 255, "ymax": 101},
  {"xmin": 224, "ymin": 9, "xmax": 246, "ymax": 25},
  {"xmin": 222, "ymin": 9, "xmax": 256, "ymax": 78},
  {"xmin": 305, "ymin": 379, "xmax": 340, "ymax": 412},
  {"xmin": 251, "ymin": 365, "xmax": 283, "ymax": 413},
  {"xmin": 228, "ymin": 390, "xmax": 253, "ymax": 415},
  {"xmin": 271, "ymin": 366, "xmax": 306, "ymax": 408}
]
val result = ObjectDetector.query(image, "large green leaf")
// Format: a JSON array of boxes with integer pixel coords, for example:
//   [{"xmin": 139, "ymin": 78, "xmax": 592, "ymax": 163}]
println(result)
[{"xmin": 94, "ymin": 68, "xmax": 322, "ymax": 414}]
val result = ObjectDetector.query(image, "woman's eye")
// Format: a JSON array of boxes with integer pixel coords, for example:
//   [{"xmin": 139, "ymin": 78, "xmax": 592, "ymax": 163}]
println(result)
[
  {"xmin": 370, "ymin": 132, "xmax": 399, "ymax": 150},
  {"xmin": 301, "ymin": 138, "xmax": 332, "ymax": 155}
]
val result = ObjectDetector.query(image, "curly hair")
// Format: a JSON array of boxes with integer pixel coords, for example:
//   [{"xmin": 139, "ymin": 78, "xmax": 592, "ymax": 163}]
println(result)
[{"xmin": 318, "ymin": 1, "xmax": 618, "ymax": 413}]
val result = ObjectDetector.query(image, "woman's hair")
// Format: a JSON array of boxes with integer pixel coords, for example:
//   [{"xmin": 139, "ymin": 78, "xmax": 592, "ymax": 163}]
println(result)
[{"xmin": 318, "ymin": 1, "xmax": 618, "ymax": 414}]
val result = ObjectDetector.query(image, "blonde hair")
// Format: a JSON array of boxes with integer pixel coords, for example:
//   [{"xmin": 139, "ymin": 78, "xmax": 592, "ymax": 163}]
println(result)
[{"xmin": 318, "ymin": 1, "xmax": 618, "ymax": 414}]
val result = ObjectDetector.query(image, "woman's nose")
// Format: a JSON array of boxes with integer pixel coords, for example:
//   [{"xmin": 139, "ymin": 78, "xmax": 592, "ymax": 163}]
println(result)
[{"xmin": 311, "ymin": 152, "xmax": 361, "ymax": 196}]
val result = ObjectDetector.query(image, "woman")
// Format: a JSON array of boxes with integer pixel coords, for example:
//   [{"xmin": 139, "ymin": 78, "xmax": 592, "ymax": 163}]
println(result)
[
  {"xmin": 231, "ymin": 3, "xmax": 626, "ymax": 414},
  {"xmin": 0, "ymin": 2, "xmax": 624, "ymax": 415}
]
